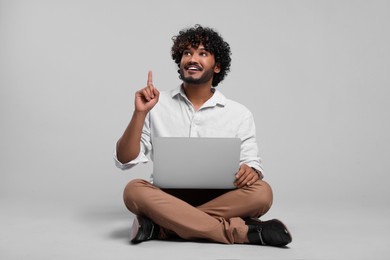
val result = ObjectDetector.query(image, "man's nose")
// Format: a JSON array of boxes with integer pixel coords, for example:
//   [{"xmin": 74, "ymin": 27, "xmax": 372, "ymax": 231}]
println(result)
[{"xmin": 189, "ymin": 53, "xmax": 199, "ymax": 63}]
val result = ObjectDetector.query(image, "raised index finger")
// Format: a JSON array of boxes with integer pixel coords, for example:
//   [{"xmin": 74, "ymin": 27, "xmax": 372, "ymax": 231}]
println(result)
[{"xmin": 147, "ymin": 70, "xmax": 153, "ymax": 86}]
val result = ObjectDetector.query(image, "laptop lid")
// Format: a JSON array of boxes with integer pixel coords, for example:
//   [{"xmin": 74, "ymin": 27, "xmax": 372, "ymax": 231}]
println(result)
[{"xmin": 152, "ymin": 137, "xmax": 241, "ymax": 189}]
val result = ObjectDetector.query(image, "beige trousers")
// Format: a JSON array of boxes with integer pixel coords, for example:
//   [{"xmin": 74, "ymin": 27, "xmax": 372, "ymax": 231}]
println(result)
[{"xmin": 123, "ymin": 179, "xmax": 273, "ymax": 244}]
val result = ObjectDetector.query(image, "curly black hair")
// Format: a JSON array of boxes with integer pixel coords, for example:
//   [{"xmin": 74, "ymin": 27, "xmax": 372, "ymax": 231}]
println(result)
[{"xmin": 171, "ymin": 25, "xmax": 232, "ymax": 87}]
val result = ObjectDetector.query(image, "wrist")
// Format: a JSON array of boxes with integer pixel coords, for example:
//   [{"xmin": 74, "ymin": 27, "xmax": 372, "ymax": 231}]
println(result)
[
  {"xmin": 133, "ymin": 110, "xmax": 148, "ymax": 118},
  {"xmin": 251, "ymin": 167, "xmax": 261, "ymax": 175}
]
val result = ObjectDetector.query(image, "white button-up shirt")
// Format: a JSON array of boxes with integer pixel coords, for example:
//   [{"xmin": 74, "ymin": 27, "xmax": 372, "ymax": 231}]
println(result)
[{"xmin": 114, "ymin": 86, "xmax": 264, "ymax": 177}]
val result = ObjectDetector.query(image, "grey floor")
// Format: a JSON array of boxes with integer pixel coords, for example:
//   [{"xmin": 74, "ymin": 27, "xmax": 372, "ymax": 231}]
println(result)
[{"xmin": 1, "ymin": 196, "xmax": 389, "ymax": 260}]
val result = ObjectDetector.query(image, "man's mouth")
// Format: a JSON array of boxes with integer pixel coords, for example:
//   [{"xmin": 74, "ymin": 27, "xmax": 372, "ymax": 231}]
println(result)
[{"xmin": 185, "ymin": 64, "xmax": 202, "ymax": 72}]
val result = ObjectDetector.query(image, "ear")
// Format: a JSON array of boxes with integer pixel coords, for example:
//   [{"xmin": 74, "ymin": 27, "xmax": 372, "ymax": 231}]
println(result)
[{"xmin": 214, "ymin": 63, "xmax": 221, "ymax": 73}]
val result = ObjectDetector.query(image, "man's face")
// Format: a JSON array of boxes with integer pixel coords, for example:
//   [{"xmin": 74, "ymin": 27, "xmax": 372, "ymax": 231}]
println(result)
[{"xmin": 179, "ymin": 44, "xmax": 220, "ymax": 85}]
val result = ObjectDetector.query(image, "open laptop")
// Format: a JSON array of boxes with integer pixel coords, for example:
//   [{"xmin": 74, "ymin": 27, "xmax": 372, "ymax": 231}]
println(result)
[{"xmin": 152, "ymin": 137, "xmax": 241, "ymax": 189}]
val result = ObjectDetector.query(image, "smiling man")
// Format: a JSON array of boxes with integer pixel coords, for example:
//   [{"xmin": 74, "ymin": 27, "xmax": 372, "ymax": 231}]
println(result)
[{"xmin": 114, "ymin": 25, "xmax": 292, "ymax": 247}]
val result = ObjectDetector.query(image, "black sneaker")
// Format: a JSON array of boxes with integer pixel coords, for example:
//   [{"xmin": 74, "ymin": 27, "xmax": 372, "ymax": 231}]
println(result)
[
  {"xmin": 245, "ymin": 218, "xmax": 292, "ymax": 247},
  {"xmin": 130, "ymin": 215, "xmax": 160, "ymax": 244}
]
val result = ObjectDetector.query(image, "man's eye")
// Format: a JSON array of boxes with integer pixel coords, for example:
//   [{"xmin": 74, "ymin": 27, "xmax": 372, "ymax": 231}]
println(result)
[{"xmin": 183, "ymin": 51, "xmax": 191, "ymax": 56}]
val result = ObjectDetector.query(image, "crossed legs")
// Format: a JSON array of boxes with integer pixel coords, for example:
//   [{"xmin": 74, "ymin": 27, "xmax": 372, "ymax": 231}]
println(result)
[{"xmin": 123, "ymin": 179, "xmax": 273, "ymax": 244}]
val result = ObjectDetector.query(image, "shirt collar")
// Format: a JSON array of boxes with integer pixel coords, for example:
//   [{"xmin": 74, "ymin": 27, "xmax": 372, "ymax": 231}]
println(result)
[{"xmin": 170, "ymin": 85, "xmax": 227, "ymax": 107}]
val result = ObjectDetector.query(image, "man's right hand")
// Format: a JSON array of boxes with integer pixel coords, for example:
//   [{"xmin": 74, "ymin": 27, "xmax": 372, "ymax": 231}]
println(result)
[{"xmin": 135, "ymin": 71, "xmax": 160, "ymax": 113}]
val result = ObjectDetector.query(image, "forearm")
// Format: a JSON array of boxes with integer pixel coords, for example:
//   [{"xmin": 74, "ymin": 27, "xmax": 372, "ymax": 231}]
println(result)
[{"xmin": 116, "ymin": 111, "xmax": 148, "ymax": 163}]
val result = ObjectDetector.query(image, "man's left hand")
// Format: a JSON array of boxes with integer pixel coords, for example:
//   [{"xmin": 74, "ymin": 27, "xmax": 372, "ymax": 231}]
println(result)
[{"xmin": 234, "ymin": 164, "xmax": 260, "ymax": 188}]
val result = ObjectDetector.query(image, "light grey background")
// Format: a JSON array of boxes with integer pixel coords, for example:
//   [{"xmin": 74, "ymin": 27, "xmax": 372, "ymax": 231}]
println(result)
[{"xmin": 1, "ymin": 0, "xmax": 389, "ymax": 259}]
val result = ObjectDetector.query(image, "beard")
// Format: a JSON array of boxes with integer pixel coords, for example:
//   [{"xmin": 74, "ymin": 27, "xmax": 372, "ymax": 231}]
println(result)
[{"xmin": 179, "ymin": 67, "xmax": 215, "ymax": 85}]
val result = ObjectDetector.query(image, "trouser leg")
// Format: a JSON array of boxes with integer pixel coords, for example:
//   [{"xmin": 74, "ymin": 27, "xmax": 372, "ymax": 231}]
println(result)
[
  {"xmin": 197, "ymin": 180, "xmax": 273, "ymax": 220},
  {"xmin": 123, "ymin": 179, "xmax": 272, "ymax": 244}
]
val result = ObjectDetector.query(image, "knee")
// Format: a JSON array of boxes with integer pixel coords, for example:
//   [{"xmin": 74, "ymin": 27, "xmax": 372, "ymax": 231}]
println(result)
[
  {"xmin": 123, "ymin": 179, "xmax": 152, "ymax": 214},
  {"xmin": 250, "ymin": 180, "xmax": 273, "ymax": 217}
]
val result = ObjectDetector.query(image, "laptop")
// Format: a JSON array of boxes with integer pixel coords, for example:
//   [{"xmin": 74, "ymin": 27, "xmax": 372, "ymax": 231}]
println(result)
[{"xmin": 152, "ymin": 137, "xmax": 241, "ymax": 189}]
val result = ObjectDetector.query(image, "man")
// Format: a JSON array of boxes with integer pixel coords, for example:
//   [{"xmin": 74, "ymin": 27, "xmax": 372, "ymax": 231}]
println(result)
[{"xmin": 114, "ymin": 25, "xmax": 292, "ymax": 246}]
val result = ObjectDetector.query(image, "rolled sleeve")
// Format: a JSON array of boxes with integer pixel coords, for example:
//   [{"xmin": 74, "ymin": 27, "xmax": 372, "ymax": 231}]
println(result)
[
  {"xmin": 114, "ymin": 112, "xmax": 152, "ymax": 171},
  {"xmin": 113, "ymin": 148, "xmax": 149, "ymax": 170},
  {"xmin": 238, "ymin": 113, "xmax": 264, "ymax": 178}
]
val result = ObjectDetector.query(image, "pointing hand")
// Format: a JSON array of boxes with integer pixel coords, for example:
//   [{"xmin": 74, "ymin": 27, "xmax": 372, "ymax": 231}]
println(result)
[{"xmin": 134, "ymin": 71, "xmax": 160, "ymax": 113}]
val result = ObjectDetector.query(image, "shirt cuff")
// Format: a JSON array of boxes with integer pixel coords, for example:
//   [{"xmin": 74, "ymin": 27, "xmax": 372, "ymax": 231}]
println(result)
[{"xmin": 113, "ymin": 149, "xmax": 149, "ymax": 170}]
